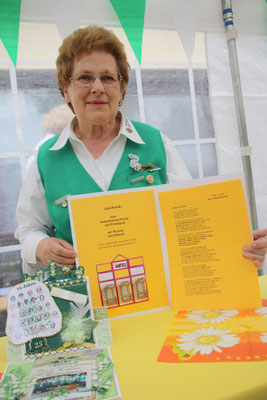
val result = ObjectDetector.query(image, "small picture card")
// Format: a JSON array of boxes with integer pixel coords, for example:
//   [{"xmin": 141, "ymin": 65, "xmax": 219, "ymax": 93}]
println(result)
[
  {"xmin": 51, "ymin": 287, "xmax": 88, "ymax": 305},
  {"xmin": 6, "ymin": 281, "xmax": 62, "ymax": 345}
]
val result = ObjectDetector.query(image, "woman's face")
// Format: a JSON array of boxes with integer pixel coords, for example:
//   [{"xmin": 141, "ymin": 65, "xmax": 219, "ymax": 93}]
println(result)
[{"xmin": 63, "ymin": 50, "xmax": 123, "ymax": 126}]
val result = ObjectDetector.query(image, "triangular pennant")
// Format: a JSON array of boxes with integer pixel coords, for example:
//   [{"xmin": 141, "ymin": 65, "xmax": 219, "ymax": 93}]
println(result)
[
  {"xmin": 167, "ymin": 0, "xmax": 200, "ymax": 62},
  {"xmin": 0, "ymin": 0, "xmax": 21, "ymax": 66},
  {"xmin": 49, "ymin": 0, "xmax": 84, "ymax": 40},
  {"xmin": 110, "ymin": 0, "xmax": 146, "ymax": 64}
]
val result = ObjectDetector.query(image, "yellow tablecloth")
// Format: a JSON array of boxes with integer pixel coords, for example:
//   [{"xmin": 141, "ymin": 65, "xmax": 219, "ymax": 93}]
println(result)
[{"xmin": 1, "ymin": 276, "xmax": 267, "ymax": 400}]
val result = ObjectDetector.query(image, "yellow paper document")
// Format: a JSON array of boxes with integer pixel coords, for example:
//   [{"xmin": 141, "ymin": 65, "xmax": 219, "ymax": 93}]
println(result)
[
  {"xmin": 69, "ymin": 177, "xmax": 261, "ymax": 314},
  {"xmin": 158, "ymin": 178, "xmax": 261, "ymax": 310},
  {"xmin": 69, "ymin": 189, "xmax": 169, "ymax": 318}
]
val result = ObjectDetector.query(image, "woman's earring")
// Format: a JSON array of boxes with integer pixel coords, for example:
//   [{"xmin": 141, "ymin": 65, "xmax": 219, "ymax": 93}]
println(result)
[{"xmin": 118, "ymin": 99, "xmax": 123, "ymax": 107}]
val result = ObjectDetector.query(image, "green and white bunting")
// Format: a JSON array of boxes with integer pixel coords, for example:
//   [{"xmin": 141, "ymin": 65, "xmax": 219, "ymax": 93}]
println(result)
[
  {"xmin": 110, "ymin": 0, "xmax": 146, "ymax": 64},
  {"xmin": 0, "ymin": 0, "xmax": 21, "ymax": 66}
]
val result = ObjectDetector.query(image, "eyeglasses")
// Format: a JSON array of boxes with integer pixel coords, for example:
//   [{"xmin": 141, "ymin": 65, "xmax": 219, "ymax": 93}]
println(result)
[{"xmin": 69, "ymin": 72, "xmax": 123, "ymax": 88}]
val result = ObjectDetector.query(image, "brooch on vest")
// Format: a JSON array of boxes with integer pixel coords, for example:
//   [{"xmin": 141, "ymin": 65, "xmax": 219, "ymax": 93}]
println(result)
[
  {"xmin": 128, "ymin": 153, "xmax": 161, "ymax": 185},
  {"xmin": 54, "ymin": 194, "xmax": 71, "ymax": 208}
]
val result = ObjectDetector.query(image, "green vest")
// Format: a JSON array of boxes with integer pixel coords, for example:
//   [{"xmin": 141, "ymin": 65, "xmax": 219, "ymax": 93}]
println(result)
[{"xmin": 38, "ymin": 120, "xmax": 166, "ymax": 244}]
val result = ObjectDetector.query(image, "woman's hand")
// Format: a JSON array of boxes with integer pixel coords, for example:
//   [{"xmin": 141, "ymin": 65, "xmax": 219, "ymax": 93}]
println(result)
[
  {"xmin": 243, "ymin": 229, "xmax": 267, "ymax": 268},
  {"xmin": 36, "ymin": 237, "xmax": 77, "ymax": 268}
]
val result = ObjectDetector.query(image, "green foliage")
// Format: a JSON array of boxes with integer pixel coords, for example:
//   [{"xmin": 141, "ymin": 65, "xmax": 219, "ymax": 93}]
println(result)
[
  {"xmin": 171, "ymin": 344, "xmax": 195, "ymax": 361},
  {"xmin": 47, "ymin": 388, "xmax": 68, "ymax": 399},
  {"xmin": 93, "ymin": 351, "xmax": 115, "ymax": 397},
  {"xmin": 0, "ymin": 366, "xmax": 28, "ymax": 400},
  {"xmin": 61, "ymin": 312, "xmax": 98, "ymax": 344}
]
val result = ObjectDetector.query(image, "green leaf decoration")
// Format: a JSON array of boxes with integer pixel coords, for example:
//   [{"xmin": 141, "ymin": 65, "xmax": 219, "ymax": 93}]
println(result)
[
  {"xmin": 171, "ymin": 344, "xmax": 195, "ymax": 361},
  {"xmin": 47, "ymin": 388, "xmax": 68, "ymax": 399},
  {"xmin": 93, "ymin": 351, "xmax": 115, "ymax": 396},
  {"xmin": 61, "ymin": 312, "xmax": 98, "ymax": 344},
  {"xmin": 22, "ymin": 261, "xmax": 85, "ymax": 283},
  {"xmin": 0, "ymin": 0, "xmax": 21, "ymax": 66},
  {"xmin": 110, "ymin": 0, "xmax": 146, "ymax": 64},
  {"xmin": 0, "ymin": 364, "xmax": 32, "ymax": 400}
]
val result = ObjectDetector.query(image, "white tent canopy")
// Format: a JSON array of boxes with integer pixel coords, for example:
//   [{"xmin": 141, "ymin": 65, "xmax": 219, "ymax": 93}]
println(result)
[{"xmin": 19, "ymin": 0, "xmax": 267, "ymax": 36}]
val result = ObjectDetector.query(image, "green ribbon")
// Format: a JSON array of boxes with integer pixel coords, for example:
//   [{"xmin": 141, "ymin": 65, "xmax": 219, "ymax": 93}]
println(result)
[
  {"xmin": 110, "ymin": 0, "xmax": 146, "ymax": 64},
  {"xmin": 0, "ymin": 0, "xmax": 21, "ymax": 66}
]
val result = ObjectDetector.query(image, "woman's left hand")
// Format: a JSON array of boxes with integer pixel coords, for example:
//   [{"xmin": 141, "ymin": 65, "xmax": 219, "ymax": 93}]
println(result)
[{"xmin": 243, "ymin": 229, "xmax": 267, "ymax": 268}]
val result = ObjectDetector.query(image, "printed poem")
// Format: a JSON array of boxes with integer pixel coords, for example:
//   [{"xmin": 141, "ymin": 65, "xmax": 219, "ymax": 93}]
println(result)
[{"xmin": 173, "ymin": 205, "xmax": 222, "ymax": 296}]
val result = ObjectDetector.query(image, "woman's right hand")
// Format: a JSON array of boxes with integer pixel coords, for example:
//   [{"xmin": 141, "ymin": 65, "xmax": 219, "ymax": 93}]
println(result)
[{"xmin": 36, "ymin": 237, "xmax": 77, "ymax": 268}]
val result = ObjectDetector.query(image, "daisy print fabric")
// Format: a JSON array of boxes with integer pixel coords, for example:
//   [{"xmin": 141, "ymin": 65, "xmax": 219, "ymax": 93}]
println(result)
[{"xmin": 157, "ymin": 300, "xmax": 267, "ymax": 363}]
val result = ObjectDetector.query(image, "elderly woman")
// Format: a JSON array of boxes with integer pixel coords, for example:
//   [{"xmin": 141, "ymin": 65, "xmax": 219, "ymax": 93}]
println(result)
[{"xmin": 15, "ymin": 26, "xmax": 267, "ymax": 274}]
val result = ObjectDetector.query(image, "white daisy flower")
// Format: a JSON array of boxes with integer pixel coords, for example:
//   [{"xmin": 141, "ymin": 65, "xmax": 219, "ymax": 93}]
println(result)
[
  {"xmin": 255, "ymin": 307, "xmax": 267, "ymax": 317},
  {"xmin": 260, "ymin": 333, "xmax": 267, "ymax": 343},
  {"xmin": 185, "ymin": 309, "xmax": 239, "ymax": 324},
  {"xmin": 177, "ymin": 327, "xmax": 240, "ymax": 355}
]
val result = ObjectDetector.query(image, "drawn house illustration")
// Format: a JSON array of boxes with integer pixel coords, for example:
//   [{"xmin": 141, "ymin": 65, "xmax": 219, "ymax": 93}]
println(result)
[{"xmin": 96, "ymin": 254, "xmax": 149, "ymax": 308}]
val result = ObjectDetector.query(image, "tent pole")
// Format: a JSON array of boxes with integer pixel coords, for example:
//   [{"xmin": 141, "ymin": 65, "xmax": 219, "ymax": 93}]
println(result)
[
  {"xmin": 221, "ymin": 1, "xmax": 258, "ymax": 229},
  {"xmin": 221, "ymin": 1, "xmax": 262, "ymax": 274}
]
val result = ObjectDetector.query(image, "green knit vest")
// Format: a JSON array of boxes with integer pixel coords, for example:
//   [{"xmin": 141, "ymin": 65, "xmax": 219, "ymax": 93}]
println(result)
[{"xmin": 38, "ymin": 120, "xmax": 166, "ymax": 244}]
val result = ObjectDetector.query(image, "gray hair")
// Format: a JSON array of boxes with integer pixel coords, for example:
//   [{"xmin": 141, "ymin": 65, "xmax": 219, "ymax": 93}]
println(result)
[{"xmin": 42, "ymin": 104, "xmax": 74, "ymax": 135}]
